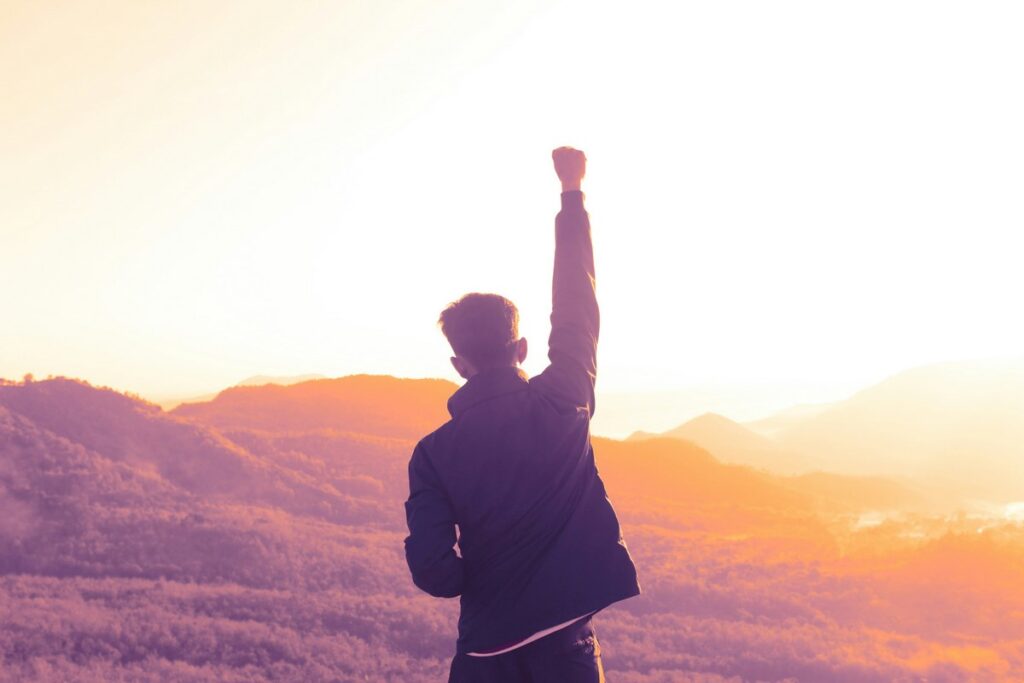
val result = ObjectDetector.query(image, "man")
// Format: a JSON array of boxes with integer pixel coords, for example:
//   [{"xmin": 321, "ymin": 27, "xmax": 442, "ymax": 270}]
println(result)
[{"xmin": 403, "ymin": 146, "xmax": 641, "ymax": 682}]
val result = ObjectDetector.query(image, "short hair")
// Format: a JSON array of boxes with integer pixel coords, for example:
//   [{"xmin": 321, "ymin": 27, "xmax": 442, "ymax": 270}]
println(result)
[{"xmin": 438, "ymin": 293, "xmax": 520, "ymax": 369}]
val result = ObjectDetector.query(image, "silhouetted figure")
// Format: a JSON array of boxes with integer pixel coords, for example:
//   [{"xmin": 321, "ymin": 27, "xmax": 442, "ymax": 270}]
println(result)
[{"xmin": 404, "ymin": 147, "xmax": 641, "ymax": 682}]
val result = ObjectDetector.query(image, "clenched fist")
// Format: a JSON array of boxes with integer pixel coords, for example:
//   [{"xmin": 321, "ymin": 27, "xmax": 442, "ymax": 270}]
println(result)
[{"xmin": 552, "ymin": 146, "xmax": 586, "ymax": 192}]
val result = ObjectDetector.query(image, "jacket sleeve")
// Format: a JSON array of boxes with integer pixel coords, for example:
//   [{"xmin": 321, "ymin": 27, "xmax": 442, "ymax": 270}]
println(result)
[
  {"xmin": 532, "ymin": 190, "xmax": 599, "ymax": 416},
  {"xmin": 403, "ymin": 440, "xmax": 464, "ymax": 598}
]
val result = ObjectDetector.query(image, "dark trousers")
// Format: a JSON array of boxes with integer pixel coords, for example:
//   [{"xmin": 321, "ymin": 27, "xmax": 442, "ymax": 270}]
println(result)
[{"xmin": 448, "ymin": 615, "xmax": 605, "ymax": 683}]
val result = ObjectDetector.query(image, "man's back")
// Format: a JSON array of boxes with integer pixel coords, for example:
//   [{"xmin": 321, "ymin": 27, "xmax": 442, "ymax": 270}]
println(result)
[
  {"xmin": 414, "ymin": 362, "xmax": 640, "ymax": 654},
  {"xmin": 403, "ymin": 148, "xmax": 641, "ymax": 671}
]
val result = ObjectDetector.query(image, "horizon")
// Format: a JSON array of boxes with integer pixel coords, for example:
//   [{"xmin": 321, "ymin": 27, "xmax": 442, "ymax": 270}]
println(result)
[
  {"xmin": 7, "ymin": 352, "xmax": 1023, "ymax": 442},
  {"xmin": 4, "ymin": 363, "xmax": 854, "ymax": 440},
  {"xmin": 4, "ymin": 356, "xmax": 1023, "ymax": 511}
]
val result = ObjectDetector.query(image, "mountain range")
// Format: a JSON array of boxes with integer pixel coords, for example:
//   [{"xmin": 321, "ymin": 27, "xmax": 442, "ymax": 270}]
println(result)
[{"xmin": 628, "ymin": 359, "xmax": 1024, "ymax": 502}]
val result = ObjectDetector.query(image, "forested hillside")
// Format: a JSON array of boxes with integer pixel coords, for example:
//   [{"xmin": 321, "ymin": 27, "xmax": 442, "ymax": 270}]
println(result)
[{"xmin": 1, "ymin": 376, "xmax": 1022, "ymax": 682}]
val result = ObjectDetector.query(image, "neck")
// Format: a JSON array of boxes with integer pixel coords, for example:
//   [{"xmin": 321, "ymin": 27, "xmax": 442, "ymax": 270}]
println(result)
[{"xmin": 465, "ymin": 364, "xmax": 519, "ymax": 380}]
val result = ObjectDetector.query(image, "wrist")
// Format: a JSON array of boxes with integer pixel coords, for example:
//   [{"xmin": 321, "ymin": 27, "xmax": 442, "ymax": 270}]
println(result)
[
  {"xmin": 560, "ymin": 188, "xmax": 585, "ymax": 211},
  {"xmin": 560, "ymin": 181, "xmax": 582, "ymax": 192}
]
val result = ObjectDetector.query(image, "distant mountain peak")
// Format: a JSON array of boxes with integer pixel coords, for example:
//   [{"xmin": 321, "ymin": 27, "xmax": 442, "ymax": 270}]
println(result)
[
  {"xmin": 636, "ymin": 409, "xmax": 812, "ymax": 475},
  {"xmin": 682, "ymin": 412, "xmax": 741, "ymax": 428},
  {"xmin": 667, "ymin": 412, "xmax": 774, "ymax": 446},
  {"xmin": 235, "ymin": 374, "xmax": 327, "ymax": 387}
]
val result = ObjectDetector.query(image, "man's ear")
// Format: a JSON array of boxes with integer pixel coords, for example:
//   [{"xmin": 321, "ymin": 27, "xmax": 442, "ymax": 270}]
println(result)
[
  {"xmin": 515, "ymin": 337, "xmax": 528, "ymax": 364},
  {"xmin": 451, "ymin": 355, "xmax": 473, "ymax": 380}
]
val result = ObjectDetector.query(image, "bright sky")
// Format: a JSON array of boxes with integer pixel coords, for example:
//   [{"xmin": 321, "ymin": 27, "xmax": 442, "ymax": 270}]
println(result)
[{"xmin": 3, "ymin": 1, "xmax": 1023, "ymax": 420}]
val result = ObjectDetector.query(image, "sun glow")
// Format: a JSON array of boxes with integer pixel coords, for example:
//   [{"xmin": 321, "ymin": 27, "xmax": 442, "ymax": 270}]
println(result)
[{"xmin": 2, "ymin": 0, "xmax": 1022, "ymax": 406}]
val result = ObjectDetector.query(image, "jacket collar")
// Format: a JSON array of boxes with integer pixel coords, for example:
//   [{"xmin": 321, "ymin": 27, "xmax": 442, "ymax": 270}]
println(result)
[{"xmin": 447, "ymin": 365, "xmax": 530, "ymax": 418}]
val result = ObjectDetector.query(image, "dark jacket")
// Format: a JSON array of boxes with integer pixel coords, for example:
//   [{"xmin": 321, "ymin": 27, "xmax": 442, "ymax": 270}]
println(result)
[{"xmin": 403, "ymin": 190, "xmax": 641, "ymax": 655}]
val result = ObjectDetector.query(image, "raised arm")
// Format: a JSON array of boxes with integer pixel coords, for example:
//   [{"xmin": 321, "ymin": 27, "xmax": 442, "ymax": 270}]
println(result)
[{"xmin": 533, "ymin": 146, "xmax": 599, "ymax": 416}]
